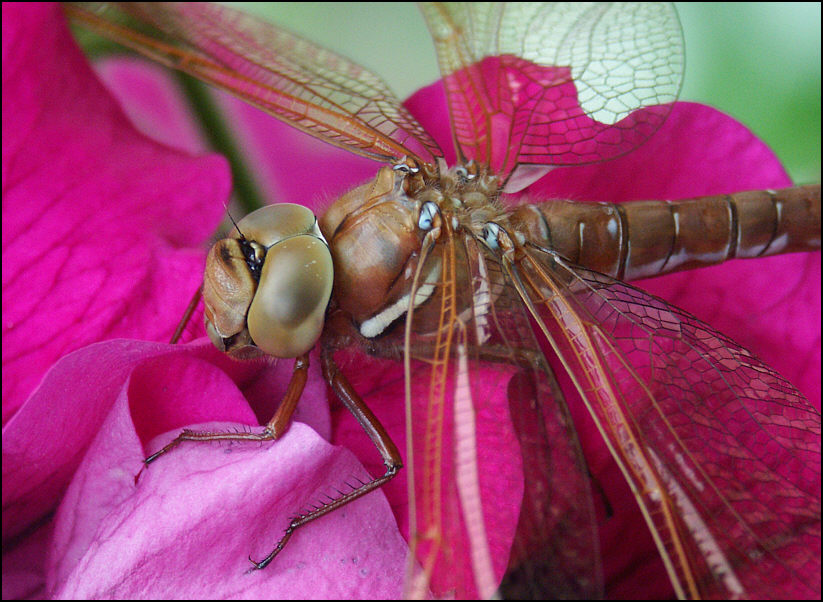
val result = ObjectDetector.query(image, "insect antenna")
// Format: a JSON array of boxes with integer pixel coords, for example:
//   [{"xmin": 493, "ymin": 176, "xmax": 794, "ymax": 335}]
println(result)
[{"xmin": 226, "ymin": 208, "xmax": 245, "ymax": 240}]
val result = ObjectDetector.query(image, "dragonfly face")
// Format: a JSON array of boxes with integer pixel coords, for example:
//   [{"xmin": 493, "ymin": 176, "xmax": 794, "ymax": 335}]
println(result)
[
  {"xmin": 203, "ymin": 203, "xmax": 333, "ymax": 358},
  {"xmin": 64, "ymin": 2, "xmax": 820, "ymax": 598}
]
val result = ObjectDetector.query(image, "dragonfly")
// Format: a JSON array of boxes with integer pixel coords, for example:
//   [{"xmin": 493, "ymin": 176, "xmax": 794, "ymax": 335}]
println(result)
[{"xmin": 66, "ymin": 2, "xmax": 821, "ymax": 598}]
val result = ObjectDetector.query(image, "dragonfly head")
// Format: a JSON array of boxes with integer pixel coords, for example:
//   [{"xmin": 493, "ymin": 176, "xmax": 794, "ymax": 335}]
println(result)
[{"xmin": 203, "ymin": 204, "xmax": 333, "ymax": 358}]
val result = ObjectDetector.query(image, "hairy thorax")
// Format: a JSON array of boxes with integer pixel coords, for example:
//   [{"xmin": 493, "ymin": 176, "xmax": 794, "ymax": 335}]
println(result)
[{"xmin": 319, "ymin": 161, "xmax": 512, "ymax": 339}]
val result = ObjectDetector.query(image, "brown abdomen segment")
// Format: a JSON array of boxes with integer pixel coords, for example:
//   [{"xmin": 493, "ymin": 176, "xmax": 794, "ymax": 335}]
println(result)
[{"xmin": 510, "ymin": 185, "xmax": 821, "ymax": 281}]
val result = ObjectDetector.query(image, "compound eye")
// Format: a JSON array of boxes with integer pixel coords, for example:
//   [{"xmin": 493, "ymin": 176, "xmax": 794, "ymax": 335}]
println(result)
[
  {"xmin": 418, "ymin": 201, "xmax": 439, "ymax": 231},
  {"xmin": 482, "ymin": 222, "xmax": 500, "ymax": 250},
  {"xmin": 203, "ymin": 204, "xmax": 333, "ymax": 358},
  {"xmin": 246, "ymin": 234, "xmax": 333, "ymax": 358}
]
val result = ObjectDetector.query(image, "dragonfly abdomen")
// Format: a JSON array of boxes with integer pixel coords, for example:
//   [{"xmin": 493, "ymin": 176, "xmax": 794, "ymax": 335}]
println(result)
[{"xmin": 511, "ymin": 184, "xmax": 820, "ymax": 280}]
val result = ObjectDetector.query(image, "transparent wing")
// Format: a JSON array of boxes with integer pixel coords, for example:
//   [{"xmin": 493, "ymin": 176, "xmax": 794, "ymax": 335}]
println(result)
[
  {"xmin": 397, "ymin": 225, "xmax": 602, "ymax": 598},
  {"xmin": 507, "ymin": 243, "xmax": 821, "ymax": 598},
  {"xmin": 420, "ymin": 3, "xmax": 683, "ymax": 179},
  {"xmin": 65, "ymin": 2, "xmax": 444, "ymax": 164}
]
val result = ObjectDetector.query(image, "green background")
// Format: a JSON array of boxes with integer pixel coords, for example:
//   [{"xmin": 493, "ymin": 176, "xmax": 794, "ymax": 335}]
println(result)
[{"xmin": 233, "ymin": 2, "xmax": 821, "ymax": 185}]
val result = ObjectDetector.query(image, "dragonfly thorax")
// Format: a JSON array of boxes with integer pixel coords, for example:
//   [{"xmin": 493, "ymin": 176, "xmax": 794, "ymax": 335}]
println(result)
[
  {"xmin": 416, "ymin": 162, "xmax": 507, "ymax": 233},
  {"xmin": 320, "ymin": 161, "xmax": 511, "ymax": 339}
]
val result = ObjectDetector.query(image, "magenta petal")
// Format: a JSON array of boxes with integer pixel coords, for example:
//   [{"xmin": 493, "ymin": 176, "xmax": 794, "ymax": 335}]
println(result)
[
  {"xmin": 533, "ymin": 101, "xmax": 818, "ymax": 407},
  {"xmin": 641, "ymin": 253, "xmax": 821, "ymax": 406},
  {"xmin": 213, "ymin": 93, "xmax": 381, "ymax": 212},
  {"xmin": 51, "ymin": 419, "xmax": 406, "ymax": 598},
  {"xmin": 2, "ymin": 339, "xmax": 406, "ymax": 598},
  {"xmin": 2, "ymin": 339, "xmax": 336, "ymax": 539},
  {"xmin": 2, "ymin": 342, "xmax": 231, "ymax": 541},
  {"xmin": 47, "ymin": 359, "xmax": 406, "ymax": 598},
  {"xmin": 1, "ymin": 520, "xmax": 52, "ymax": 600},
  {"xmin": 332, "ymin": 352, "xmax": 523, "ymax": 598},
  {"xmin": 96, "ymin": 55, "xmax": 383, "ymax": 211},
  {"xmin": 330, "ymin": 353, "xmax": 411, "ymax": 534},
  {"xmin": 94, "ymin": 57, "xmax": 210, "ymax": 155},
  {"xmin": 1, "ymin": 3, "xmax": 231, "ymax": 423},
  {"xmin": 440, "ymin": 56, "xmax": 673, "ymax": 174},
  {"xmin": 532, "ymin": 101, "xmax": 792, "ymax": 200}
]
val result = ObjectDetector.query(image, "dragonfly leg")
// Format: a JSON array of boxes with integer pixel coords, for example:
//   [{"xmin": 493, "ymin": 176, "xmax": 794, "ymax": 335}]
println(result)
[
  {"xmin": 264, "ymin": 353, "xmax": 309, "ymax": 438},
  {"xmin": 246, "ymin": 347, "xmax": 403, "ymax": 571},
  {"xmin": 143, "ymin": 353, "xmax": 310, "ymax": 466},
  {"xmin": 169, "ymin": 284, "xmax": 203, "ymax": 344}
]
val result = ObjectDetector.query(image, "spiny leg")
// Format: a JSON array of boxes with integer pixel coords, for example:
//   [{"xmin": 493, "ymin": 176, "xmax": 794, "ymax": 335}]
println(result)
[
  {"xmin": 169, "ymin": 284, "xmax": 203, "ymax": 344},
  {"xmin": 142, "ymin": 354, "xmax": 310, "ymax": 466},
  {"xmin": 246, "ymin": 346, "xmax": 403, "ymax": 571}
]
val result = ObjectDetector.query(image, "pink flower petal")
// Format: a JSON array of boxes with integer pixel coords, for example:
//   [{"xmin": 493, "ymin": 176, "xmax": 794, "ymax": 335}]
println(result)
[
  {"xmin": 35, "ymin": 342, "xmax": 406, "ymax": 599},
  {"xmin": 439, "ymin": 56, "xmax": 674, "ymax": 174},
  {"xmin": 527, "ymin": 101, "xmax": 820, "ymax": 405},
  {"xmin": 213, "ymin": 94, "xmax": 379, "ymax": 212},
  {"xmin": 92, "ymin": 56, "xmax": 380, "ymax": 212},
  {"xmin": 4, "ymin": 4, "xmax": 818, "ymax": 599},
  {"xmin": 1, "ymin": 520, "xmax": 52, "ymax": 600},
  {"xmin": 3, "ymin": 5, "xmax": 397, "ymax": 598},
  {"xmin": 94, "ymin": 57, "xmax": 210, "ymax": 156},
  {"xmin": 1, "ymin": 3, "xmax": 231, "ymax": 424},
  {"xmin": 331, "ymin": 351, "xmax": 524, "ymax": 598},
  {"xmin": 530, "ymin": 101, "xmax": 793, "ymax": 200},
  {"xmin": 1, "ymin": 337, "xmax": 405, "ymax": 598}
]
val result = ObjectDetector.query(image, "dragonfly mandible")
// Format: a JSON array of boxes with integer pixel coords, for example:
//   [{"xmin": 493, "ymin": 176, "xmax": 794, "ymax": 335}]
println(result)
[{"xmin": 66, "ymin": 2, "xmax": 821, "ymax": 598}]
